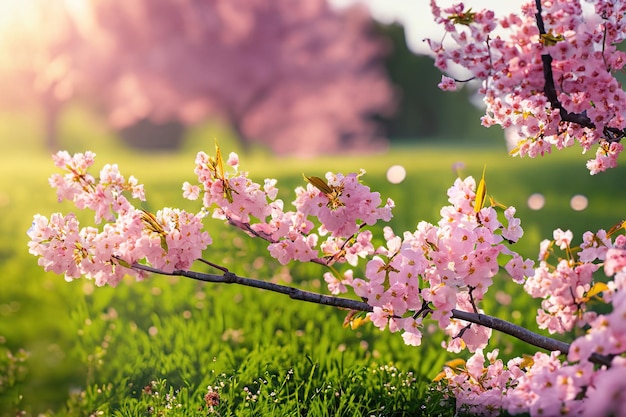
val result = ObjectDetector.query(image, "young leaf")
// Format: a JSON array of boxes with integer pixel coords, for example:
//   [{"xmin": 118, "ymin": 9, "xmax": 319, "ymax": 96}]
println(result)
[
  {"xmin": 140, "ymin": 209, "xmax": 163, "ymax": 233},
  {"xmin": 607, "ymin": 219, "xmax": 626, "ymax": 237},
  {"xmin": 159, "ymin": 235, "xmax": 168, "ymax": 252},
  {"xmin": 582, "ymin": 282, "xmax": 610, "ymax": 302},
  {"xmin": 303, "ymin": 174, "xmax": 345, "ymax": 209},
  {"xmin": 303, "ymin": 174, "xmax": 333, "ymax": 195},
  {"xmin": 215, "ymin": 141, "xmax": 225, "ymax": 180},
  {"xmin": 474, "ymin": 165, "xmax": 487, "ymax": 213},
  {"xmin": 489, "ymin": 195, "xmax": 507, "ymax": 210},
  {"xmin": 349, "ymin": 315, "xmax": 370, "ymax": 330},
  {"xmin": 433, "ymin": 358, "xmax": 466, "ymax": 382},
  {"xmin": 140, "ymin": 209, "xmax": 169, "ymax": 252},
  {"xmin": 444, "ymin": 358, "xmax": 466, "ymax": 369},
  {"xmin": 114, "ymin": 257, "xmax": 132, "ymax": 269},
  {"xmin": 520, "ymin": 354, "xmax": 535, "ymax": 369},
  {"xmin": 432, "ymin": 371, "xmax": 448, "ymax": 382},
  {"xmin": 213, "ymin": 141, "xmax": 234, "ymax": 203},
  {"xmin": 540, "ymin": 30, "xmax": 565, "ymax": 46},
  {"xmin": 448, "ymin": 8, "xmax": 476, "ymax": 25}
]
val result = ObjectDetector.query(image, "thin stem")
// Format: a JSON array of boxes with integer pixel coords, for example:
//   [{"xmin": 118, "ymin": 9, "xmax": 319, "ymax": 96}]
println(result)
[
  {"xmin": 128, "ymin": 262, "xmax": 613, "ymax": 368},
  {"xmin": 225, "ymin": 214, "xmax": 331, "ymax": 268},
  {"xmin": 452, "ymin": 76, "xmax": 476, "ymax": 83},
  {"xmin": 467, "ymin": 286, "xmax": 479, "ymax": 313},
  {"xmin": 196, "ymin": 258, "xmax": 230, "ymax": 274}
]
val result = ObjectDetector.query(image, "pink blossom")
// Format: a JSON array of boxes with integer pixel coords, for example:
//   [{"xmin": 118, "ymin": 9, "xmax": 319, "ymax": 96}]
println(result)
[
  {"xmin": 227, "ymin": 152, "xmax": 239, "ymax": 168},
  {"xmin": 505, "ymin": 254, "xmax": 535, "ymax": 283},
  {"xmin": 438, "ymin": 75, "xmax": 457, "ymax": 91},
  {"xmin": 182, "ymin": 181, "xmax": 201, "ymax": 200},
  {"xmin": 579, "ymin": 229, "xmax": 611, "ymax": 262},
  {"xmin": 605, "ymin": 248, "xmax": 626, "ymax": 276},
  {"xmin": 400, "ymin": 317, "xmax": 423, "ymax": 346},
  {"xmin": 553, "ymin": 228, "xmax": 573, "ymax": 250},
  {"xmin": 370, "ymin": 305, "xmax": 393, "ymax": 330},
  {"xmin": 299, "ymin": 171, "xmax": 394, "ymax": 238},
  {"xmin": 48, "ymin": 151, "xmax": 146, "ymax": 224},
  {"xmin": 323, "ymin": 269, "xmax": 353, "ymax": 295},
  {"xmin": 502, "ymin": 206, "xmax": 523, "ymax": 242},
  {"xmin": 581, "ymin": 358, "xmax": 626, "ymax": 417},
  {"xmin": 263, "ymin": 178, "xmax": 278, "ymax": 201}
]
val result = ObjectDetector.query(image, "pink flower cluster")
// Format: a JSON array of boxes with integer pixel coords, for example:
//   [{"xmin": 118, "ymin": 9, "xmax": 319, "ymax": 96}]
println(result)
[
  {"xmin": 333, "ymin": 175, "xmax": 526, "ymax": 350},
  {"xmin": 187, "ymin": 150, "xmax": 272, "ymax": 224},
  {"xmin": 34, "ymin": 149, "xmax": 527, "ymax": 352},
  {"xmin": 184, "ymin": 149, "xmax": 394, "ymax": 266},
  {"xmin": 518, "ymin": 228, "xmax": 608, "ymax": 335},
  {"xmin": 137, "ymin": 208, "xmax": 213, "ymax": 273},
  {"xmin": 428, "ymin": 0, "xmax": 626, "ymax": 173},
  {"xmin": 568, "ymin": 235, "xmax": 626, "ymax": 362},
  {"xmin": 187, "ymin": 155, "xmax": 528, "ymax": 351},
  {"xmin": 525, "ymin": 258, "xmax": 598, "ymax": 334},
  {"xmin": 510, "ymin": 229, "xmax": 626, "ymax": 337},
  {"xmin": 442, "ymin": 332, "xmax": 626, "ymax": 415},
  {"xmin": 294, "ymin": 171, "xmax": 393, "ymax": 238},
  {"xmin": 437, "ymin": 229, "xmax": 626, "ymax": 415},
  {"xmin": 49, "ymin": 151, "xmax": 145, "ymax": 222},
  {"xmin": 28, "ymin": 152, "xmax": 211, "ymax": 286}
]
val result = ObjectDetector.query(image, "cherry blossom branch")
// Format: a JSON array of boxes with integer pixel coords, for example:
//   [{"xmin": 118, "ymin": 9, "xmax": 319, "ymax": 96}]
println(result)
[
  {"xmin": 534, "ymin": 0, "xmax": 595, "ymax": 130},
  {"xmin": 126, "ymin": 261, "xmax": 371, "ymax": 311},
  {"xmin": 126, "ymin": 261, "xmax": 612, "ymax": 367},
  {"xmin": 226, "ymin": 214, "xmax": 368, "ymax": 267},
  {"xmin": 451, "ymin": 310, "xmax": 612, "ymax": 367}
]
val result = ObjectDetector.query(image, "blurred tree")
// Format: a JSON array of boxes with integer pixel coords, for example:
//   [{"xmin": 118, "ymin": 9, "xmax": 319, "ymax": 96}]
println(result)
[
  {"xmin": 0, "ymin": 0, "xmax": 79, "ymax": 150},
  {"xmin": 0, "ymin": 0, "xmax": 395, "ymax": 154},
  {"xmin": 64, "ymin": 0, "xmax": 396, "ymax": 154},
  {"xmin": 376, "ymin": 23, "xmax": 503, "ymax": 143}
]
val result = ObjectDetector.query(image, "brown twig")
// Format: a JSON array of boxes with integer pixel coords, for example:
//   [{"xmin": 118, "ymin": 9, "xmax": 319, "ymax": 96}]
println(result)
[
  {"xmin": 534, "ymin": 0, "xmax": 595, "ymax": 129},
  {"xmin": 126, "ymin": 261, "xmax": 614, "ymax": 368}
]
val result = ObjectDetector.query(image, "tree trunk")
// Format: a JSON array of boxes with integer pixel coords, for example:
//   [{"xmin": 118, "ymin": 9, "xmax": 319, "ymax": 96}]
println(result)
[
  {"xmin": 43, "ymin": 99, "xmax": 60, "ymax": 152},
  {"xmin": 118, "ymin": 118, "xmax": 186, "ymax": 151}
]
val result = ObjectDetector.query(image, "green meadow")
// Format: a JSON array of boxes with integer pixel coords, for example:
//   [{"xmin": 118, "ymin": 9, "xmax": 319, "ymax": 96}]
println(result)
[{"xmin": 1, "ymin": 106, "xmax": 625, "ymax": 415}]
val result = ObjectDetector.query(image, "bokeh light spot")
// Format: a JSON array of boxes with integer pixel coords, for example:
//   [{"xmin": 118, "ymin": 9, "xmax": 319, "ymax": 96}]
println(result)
[
  {"xmin": 386, "ymin": 164, "xmax": 406, "ymax": 184},
  {"xmin": 527, "ymin": 193, "xmax": 545, "ymax": 210},
  {"xmin": 570, "ymin": 194, "xmax": 588, "ymax": 211}
]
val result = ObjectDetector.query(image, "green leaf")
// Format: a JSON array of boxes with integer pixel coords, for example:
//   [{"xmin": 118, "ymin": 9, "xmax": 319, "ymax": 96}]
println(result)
[
  {"xmin": 448, "ymin": 8, "xmax": 476, "ymax": 25},
  {"xmin": 160, "ymin": 235, "xmax": 168, "ymax": 253},
  {"xmin": 114, "ymin": 257, "xmax": 132, "ymax": 269},
  {"xmin": 303, "ymin": 174, "xmax": 333, "ymax": 195}
]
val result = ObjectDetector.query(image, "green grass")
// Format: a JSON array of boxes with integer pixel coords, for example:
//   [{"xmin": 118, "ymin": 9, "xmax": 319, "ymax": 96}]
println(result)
[{"xmin": 0, "ymin": 105, "xmax": 625, "ymax": 415}]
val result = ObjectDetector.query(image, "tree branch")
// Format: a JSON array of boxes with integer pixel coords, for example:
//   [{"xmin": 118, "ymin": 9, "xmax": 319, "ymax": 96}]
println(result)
[
  {"xmin": 129, "ymin": 262, "xmax": 372, "ymax": 311},
  {"xmin": 127, "ymin": 261, "xmax": 613, "ymax": 368},
  {"xmin": 534, "ymin": 0, "xmax": 595, "ymax": 129},
  {"xmin": 450, "ymin": 310, "xmax": 612, "ymax": 367}
]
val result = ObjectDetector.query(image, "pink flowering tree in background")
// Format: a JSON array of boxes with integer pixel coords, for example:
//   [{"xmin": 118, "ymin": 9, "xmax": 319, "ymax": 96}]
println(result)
[
  {"xmin": 27, "ymin": 0, "xmax": 626, "ymax": 416},
  {"xmin": 63, "ymin": 0, "xmax": 395, "ymax": 154},
  {"xmin": 0, "ymin": 0, "xmax": 79, "ymax": 150},
  {"xmin": 0, "ymin": 0, "xmax": 394, "ymax": 154}
]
